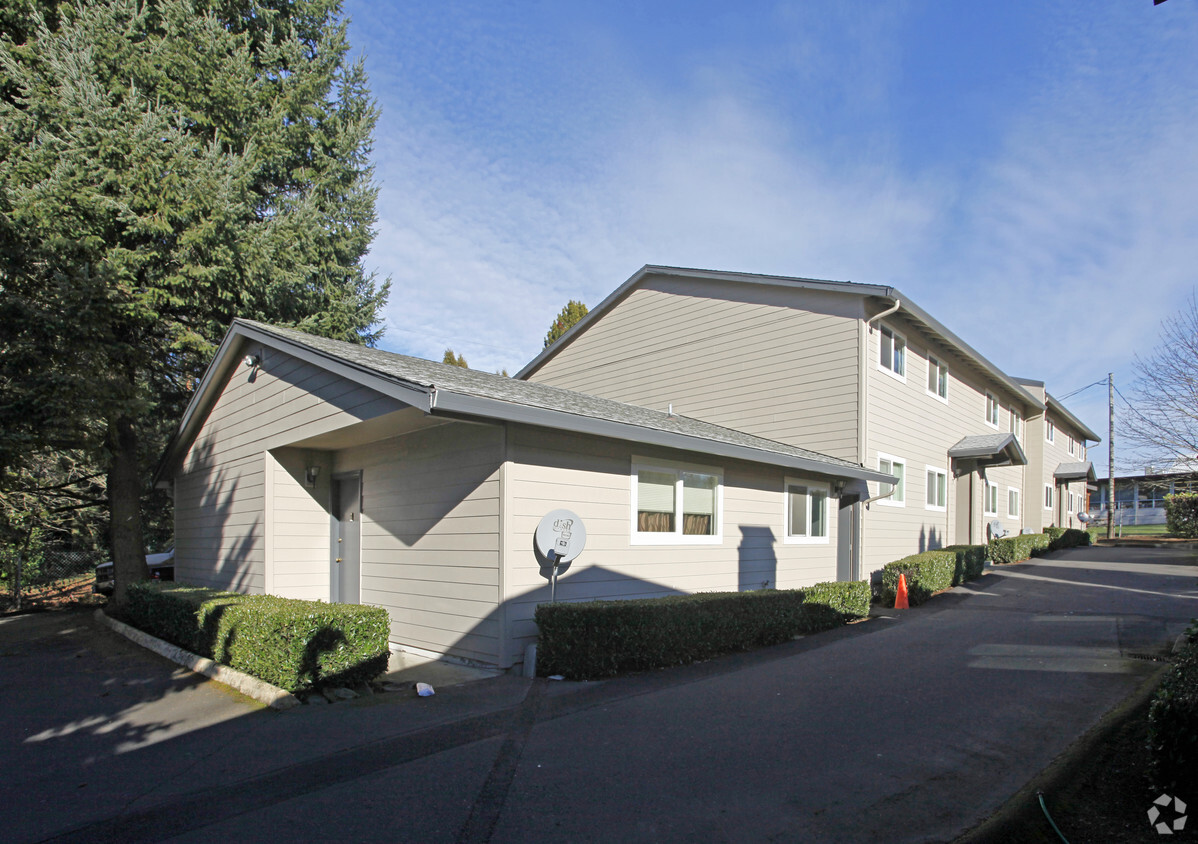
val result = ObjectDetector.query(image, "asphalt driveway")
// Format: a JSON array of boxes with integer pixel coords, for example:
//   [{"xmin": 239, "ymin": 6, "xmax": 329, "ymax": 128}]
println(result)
[{"xmin": 3, "ymin": 544, "xmax": 1196, "ymax": 843}]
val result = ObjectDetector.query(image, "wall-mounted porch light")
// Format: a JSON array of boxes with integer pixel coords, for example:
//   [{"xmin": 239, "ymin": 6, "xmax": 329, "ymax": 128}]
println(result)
[{"xmin": 305, "ymin": 466, "xmax": 320, "ymax": 487}]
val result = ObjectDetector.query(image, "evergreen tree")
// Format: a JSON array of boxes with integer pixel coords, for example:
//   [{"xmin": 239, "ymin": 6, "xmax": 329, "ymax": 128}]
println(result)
[
  {"xmin": 0, "ymin": 0, "xmax": 389, "ymax": 606},
  {"xmin": 442, "ymin": 349, "xmax": 468, "ymax": 368},
  {"xmin": 544, "ymin": 300, "xmax": 589, "ymax": 348}
]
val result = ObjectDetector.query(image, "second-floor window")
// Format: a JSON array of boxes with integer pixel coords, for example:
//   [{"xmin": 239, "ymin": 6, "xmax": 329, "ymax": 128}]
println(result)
[
  {"xmin": 1046, "ymin": 419, "xmax": 1056, "ymax": 443},
  {"xmin": 985, "ymin": 393, "xmax": 1000, "ymax": 428},
  {"xmin": 879, "ymin": 325, "xmax": 906, "ymax": 379},
  {"xmin": 1010, "ymin": 409, "xmax": 1023, "ymax": 442},
  {"xmin": 1068, "ymin": 435, "xmax": 1075, "ymax": 456},
  {"xmin": 927, "ymin": 356, "xmax": 948, "ymax": 400}
]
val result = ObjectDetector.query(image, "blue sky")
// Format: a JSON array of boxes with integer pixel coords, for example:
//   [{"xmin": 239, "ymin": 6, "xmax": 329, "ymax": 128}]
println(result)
[{"xmin": 343, "ymin": 1, "xmax": 1198, "ymax": 475}]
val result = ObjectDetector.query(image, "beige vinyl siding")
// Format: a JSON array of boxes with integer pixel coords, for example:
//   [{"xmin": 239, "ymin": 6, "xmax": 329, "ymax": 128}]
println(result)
[
  {"xmin": 333, "ymin": 422, "xmax": 504, "ymax": 665},
  {"xmin": 862, "ymin": 319, "xmax": 1034, "ymax": 573},
  {"xmin": 1039, "ymin": 408, "xmax": 1092, "ymax": 530},
  {"xmin": 264, "ymin": 448, "xmax": 333, "ymax": 601},
  {"xmin": 502, "ymin": 424, "xmax": 841, "ymax": 667},
  {"xmin": 173, "ymin": 347, "xmax": 405, "ymax": 592},
  {"xmin": 526, "ymin": 274, "xmax": 865, "ymax": 462}
]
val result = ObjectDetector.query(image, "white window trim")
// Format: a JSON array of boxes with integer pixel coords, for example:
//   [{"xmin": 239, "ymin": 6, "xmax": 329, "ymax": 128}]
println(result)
[
  {"xmin": 1044, "ymin": 483, "xmax": 1054, "ymax": 510},
  {"xmin": 984, "ymin": 392, "xmax": 1000, "ymax": 430},
  {"xmin": 1008, "ymin": 487, "xmax": 1020, "ymax": 519},
  {"xmin": 1068, "ymin": 435, "xmax": 1075, "ymax": 456},
  {"xmin": 926, "ymin": 355, "xmax": 949, "ymax": 403},
  {"xmin": 1010, "ymin": 409, "xmax": 1023, "ymax": 443},
  {"xmin": 631, "ymin": 457, "xmax": 724, "ymax": 545},
  {"xmin": 877, "ymin": 323, "xmax": 907, "ymax": 383},
  {"xmin": 876, "ymin": 453, "xmax": 906, "ymax": 507},
  {"xmin": 983, "ymin": 480, "xmax": 998, "ymax": 516},
  {"xmin": 783, "ymin": 478, "xmax": 831, "ymax": 545},
  {"xmin": 924, "ymin": 466, "xmax": 948, "ymax": 512},
  {"xmin": 1046, "ymin": 418, "xmax": 1055, "ymax": 443}
]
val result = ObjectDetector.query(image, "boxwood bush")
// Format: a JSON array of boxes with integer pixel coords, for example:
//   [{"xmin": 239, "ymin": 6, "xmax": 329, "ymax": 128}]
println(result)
[
  {"xmin": 878, "ymin": 544, "xmax": 988, "ymax": 606},
  {"xmin": 534, "ymin": 581, "xmax": 868, "ymax": 680},
  {"xmin": 988, "ymin": 533, "xmax": 1050, "ymax": 564},
  {"xmin": 1149, "ymin": 624, "xmax": 1198, "ymax": 791},
  {"xmin": 122, "ymin": 583, "xmax": 390, "ymax": 692},
  {"xmin": 1044, "ymin": 526, "xmax": 1092, "ymax": 551}
]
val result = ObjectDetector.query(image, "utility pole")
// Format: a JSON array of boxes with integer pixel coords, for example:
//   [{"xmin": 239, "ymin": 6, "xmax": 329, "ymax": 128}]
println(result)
[{"xmin": 1107, "ymin": 372, "xmax": 1115, "ymax": 540}]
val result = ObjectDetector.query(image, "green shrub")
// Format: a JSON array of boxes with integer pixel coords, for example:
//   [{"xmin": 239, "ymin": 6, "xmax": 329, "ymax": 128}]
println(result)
[
  {"xmin": 878, "ymin": 545, "xmax": 988, "ymax": 606},
  {"xmin": 1149, "ymin": 624, "xmax": 1198, "ymax": 791},
  {"xmin": 534, "ymin": 581, "xmax": 869, "ymax": 680},
  {"xmin": 122, "ymin": 583, "xmax": 390, "ymax": 692},
  {"xmin": 943, "ymin": 544, "xmax": 988, "ymax": 582},
  {"xmin": 988, "ymin": 533, "xmax": 1050, "ymax": 564},
  {"xmin": 1165, "ymin": 493, "xmax": 1198, "ymax": 538},
  {"xmin": 1043, "ymin": 527, "xmax": 1092, "ymax": 551}
]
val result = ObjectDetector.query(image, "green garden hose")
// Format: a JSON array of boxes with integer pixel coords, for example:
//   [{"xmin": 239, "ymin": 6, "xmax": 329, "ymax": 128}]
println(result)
[{"xmin": 1037, "ymin": 791, "xmax": 1070, "ymax": 844}]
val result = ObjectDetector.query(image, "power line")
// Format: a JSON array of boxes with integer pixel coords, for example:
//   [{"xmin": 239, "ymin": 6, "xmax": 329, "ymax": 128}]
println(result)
[{"xmin": 1058, "ymin": 378, "xmax": 1108, "ymax": 401}]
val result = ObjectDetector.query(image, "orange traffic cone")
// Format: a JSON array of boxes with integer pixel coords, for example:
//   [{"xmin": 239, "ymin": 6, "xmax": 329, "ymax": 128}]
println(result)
[{"xmin": 894, "ymin": 573, "xmax": 910, "ymax": 610}]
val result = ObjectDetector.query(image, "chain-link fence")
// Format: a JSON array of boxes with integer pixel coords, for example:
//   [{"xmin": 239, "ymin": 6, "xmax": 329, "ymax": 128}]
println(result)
[{"xmin": 1, "ymin": 548, "xmax": 106, "ymax": 609}]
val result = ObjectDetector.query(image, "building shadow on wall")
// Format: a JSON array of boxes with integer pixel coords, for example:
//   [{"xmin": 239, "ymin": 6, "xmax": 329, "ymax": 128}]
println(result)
[
  {"xmin": 918, "ymin": 526, "xmax": 943, "ymax": 553},
  {"xmin": 175, "ymin": 437, "xmax": 260, "ymax": 593},
  {"xmin": 738, "ymin": 526, "xmax": 777, "ymax": 591}
]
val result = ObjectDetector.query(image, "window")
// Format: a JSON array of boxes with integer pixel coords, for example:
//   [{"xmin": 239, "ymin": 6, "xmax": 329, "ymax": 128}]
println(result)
[
  {"xmin": 1044, "ymin": 484, "xmax": 1054, "ymax": 510},
  {"xmin": 632, "ymin": 460, "xmax": 722, "ymax": 543},
  {"xmin": 984, "ymin": 481, "xmax": 998, "ymax": 515},
  {"xmin": 877, "ymin": 454, "xmax": 906, "ymax": 505},
  {"xmin": 1010, "ymin": 409, "xmax": 1023, "ymax": 442},
  {"xmin": 925, "ymin": 467, "xmax": 947, "ymax": 511},
  {"xmin": 1008, "ymin": 488, "xmax": 1020, "ymax": 519},
  {"xmin": 786, "ymin": 480, "xmax": 829, "ymax": 543},
  {"xmin": 1046, "ymin": 418, "xmax": 1055, "ymax": 443},
  {"xmin": 985, "ymin": 392, "xmax": 1000, "ymax": 428},
  {"xmin": 1068, "ymin": 492, "xmax": 1074, "ymax": 514},
  {"xmin": 926, "ymin": 356, "xmax": 948, "ymax": 401},
  {"xmin": 879, "ymin": 325, "xmax": 906, "ymax": 380}
]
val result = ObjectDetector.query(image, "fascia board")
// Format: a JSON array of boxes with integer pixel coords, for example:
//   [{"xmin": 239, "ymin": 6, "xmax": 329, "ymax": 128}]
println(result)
[
  {"xmin": 515, "ymin": 265, "xmax": 892, "ymax": 380},
  {"xmin": 895, "ymin": 295, "xmax": 1044, "ymax": 412},
  {"xmin": 1045, "ymin": 393, "xmax": 1102, "ymax": 443},
  {"xmin": 430, "ymin": 390, "xmax": 895, "ymax": 485},
  {"xmin": 154, "ymin": 322, "xmax": 433, "ymax": 484}
]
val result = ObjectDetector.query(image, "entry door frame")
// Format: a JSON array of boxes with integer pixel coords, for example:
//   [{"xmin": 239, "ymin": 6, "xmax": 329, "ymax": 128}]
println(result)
[{"xmin": 330, "ymin": 471, "xmax": 362, "ymax": 604}]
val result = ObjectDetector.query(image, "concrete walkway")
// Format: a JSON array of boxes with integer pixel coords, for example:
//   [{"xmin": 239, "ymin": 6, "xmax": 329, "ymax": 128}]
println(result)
[{"xmin": 3, "ymin": 545, "xmax": 1196, "ymax": 843}]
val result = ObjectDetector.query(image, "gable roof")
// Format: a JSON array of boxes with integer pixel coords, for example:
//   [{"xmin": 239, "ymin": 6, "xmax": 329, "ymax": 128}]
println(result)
[
  {"xmin": 947, "ymin": 433, "xmax": 1028, "ymax": 469},
  {"xmin": 157, "ymin": 320, "xmax": 895, "ymax": 486},
  {"xmin": 516, "ymin": 265, "xmax": 1045, "ymax": 411},
  {"xmin": 1054, "ymin": 461, "xmax": 1097, "ymax": 482}
]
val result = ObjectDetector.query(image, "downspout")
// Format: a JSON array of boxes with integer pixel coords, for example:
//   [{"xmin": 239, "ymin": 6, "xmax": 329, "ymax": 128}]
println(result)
[
  {"xmin": 860, "ymin": 487, "xmax": 897, "ymax": 507},
  {"xmin": 865, "ymin": 295, "xmax": 901, "ymax": 330},
  {"xmin": 858, "ymin": 294, "xmax": 899, "ymax": 581}
]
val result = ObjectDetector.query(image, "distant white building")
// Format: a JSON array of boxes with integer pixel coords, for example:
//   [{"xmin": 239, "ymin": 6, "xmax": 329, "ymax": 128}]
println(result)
[{"xmin": 1089, "ymin": 457, "xmax": 1198, "ymax": 526}]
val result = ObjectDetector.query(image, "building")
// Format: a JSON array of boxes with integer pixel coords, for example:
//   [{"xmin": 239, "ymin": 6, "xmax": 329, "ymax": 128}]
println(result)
[
  {"xmin": 158, "ymin": 319, "xmax": 892, "ymax": 670},
  {"xmin": 518, "ymin": 266, "xmax": 1100, "ymax": 576}
]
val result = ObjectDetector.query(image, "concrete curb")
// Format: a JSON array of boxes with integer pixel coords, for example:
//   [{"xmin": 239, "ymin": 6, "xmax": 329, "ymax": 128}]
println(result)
[{"xmin": 94, "ymin": 609, "xmax": 301, "ymax": 710}]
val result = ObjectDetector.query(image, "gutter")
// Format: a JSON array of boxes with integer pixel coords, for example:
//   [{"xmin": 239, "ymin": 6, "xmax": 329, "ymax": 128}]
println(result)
[{"xmin": 866, "ymin": 295, "xmax": 901, "ymax": 329}]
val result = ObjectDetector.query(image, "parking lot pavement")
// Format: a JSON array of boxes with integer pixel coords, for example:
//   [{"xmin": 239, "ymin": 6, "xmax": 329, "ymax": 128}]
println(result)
[{"xmin": 6, "ymin": 544, "xmax": 1197, "ymax": 843}]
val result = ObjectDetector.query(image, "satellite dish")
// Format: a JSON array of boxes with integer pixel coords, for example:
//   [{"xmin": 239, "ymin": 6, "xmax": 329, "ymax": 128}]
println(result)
[{"xmin": 535, "ymin": 509, "xmax": 586, "ymax": 563}]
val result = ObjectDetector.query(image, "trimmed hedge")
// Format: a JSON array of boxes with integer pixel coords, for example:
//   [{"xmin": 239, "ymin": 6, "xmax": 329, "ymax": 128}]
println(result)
[
  {"xmin": 1149, "ymin": 624, "xmax": 1198, "ymax": 790},
  {"xmin": 1044, "ymin": 526, "xmax": 1092, "ymax": 551},
  {"xmin": 988, "ymin": 532, "xmax": 1050, "ymax": 564},
  {"xmin": 534, "ymin": 581, "xmax": 869, "ymax": 680},
  {"xmin": 878, "ymin": 544, "xmax": 988, "ymax": 606},
  {"xmin": 122, "ymin": 583, "xmax": 390, "ymax": 692}
]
